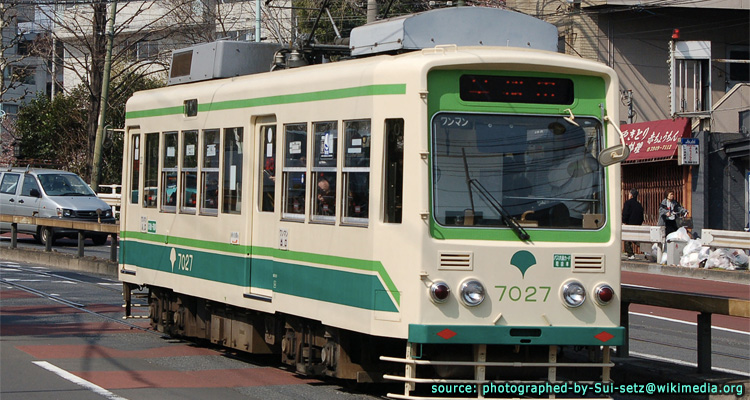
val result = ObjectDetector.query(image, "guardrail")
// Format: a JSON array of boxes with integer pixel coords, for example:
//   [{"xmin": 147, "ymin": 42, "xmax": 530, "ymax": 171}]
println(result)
[
  {"xmin": 621, "ymin": 284, "xmax": 749, "ymax": 373},
  {"xmin": 701, "ymin": 229, "xmax": 750, "ymax": 250},
  {"xmin": 0, "ymin": 214, "xmax": 119, "ymax": 262},
  {"xmin": 622, "ymin": 225, "xmax": 665, "ymax": 261}
]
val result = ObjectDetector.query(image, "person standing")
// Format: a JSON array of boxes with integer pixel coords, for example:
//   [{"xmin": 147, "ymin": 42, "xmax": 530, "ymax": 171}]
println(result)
[
  {"xmin": 658, "ymin": 190, "xmax": 688, "ymax": 237},
  {"xmin": 622, "ymin": 188, "xmax": 644, "ymax": 260}
]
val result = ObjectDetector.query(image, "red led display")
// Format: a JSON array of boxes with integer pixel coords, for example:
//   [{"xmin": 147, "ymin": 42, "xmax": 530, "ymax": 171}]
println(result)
[{"xmin": 460, "ymin": 75, "xmax": 574, "ymax": 105}]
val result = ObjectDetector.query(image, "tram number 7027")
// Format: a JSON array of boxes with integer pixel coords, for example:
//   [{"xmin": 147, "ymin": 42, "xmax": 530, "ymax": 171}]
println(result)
[
  {"xmin": 177, "ymin": 253, "xmax": 194, "ymax": 272},
  {"xmin": 495, "ymin": 285, "xmax": 551, "ymax": 302}
]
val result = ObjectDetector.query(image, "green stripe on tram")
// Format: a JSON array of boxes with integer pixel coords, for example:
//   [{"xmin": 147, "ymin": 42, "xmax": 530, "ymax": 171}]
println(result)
[
  {"xmin": 125, "ymin": 84, "xmax": 407, "ymax": 119},
  {"xmin": 119, "ymin": 232, "xmax": 400, "ymax": 311}
]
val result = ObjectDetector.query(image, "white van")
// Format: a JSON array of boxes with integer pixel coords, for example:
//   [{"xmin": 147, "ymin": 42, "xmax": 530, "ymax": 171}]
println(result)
[{"xmin": 0, "ymin": 168, "xmax": 116, "ymax": 245}]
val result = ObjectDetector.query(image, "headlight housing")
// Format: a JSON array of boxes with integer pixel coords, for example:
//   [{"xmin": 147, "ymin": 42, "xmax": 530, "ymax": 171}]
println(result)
[
  {"xmin": 562, "ymin": 281, "xmax": 586, "ymax": 308},
  {"xmin": 459, "ymin": 279, "xmax": 485, "ymax": 307},
  {"xmin": 57, "ymin": 208, "xmax": 73, "ymax": 217},
  {"xmin": 429, "ymin": 281, "xmax": 451, "ymax": 303}
]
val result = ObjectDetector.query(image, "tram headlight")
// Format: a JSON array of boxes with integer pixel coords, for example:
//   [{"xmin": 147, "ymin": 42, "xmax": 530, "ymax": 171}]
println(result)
[
  {"xmin": 594, "ymin": 284, "xmax": 615, "ymax": 306},
  {"xmin": 429, "ymin": 281, "xmax": 451, "ymax": 303},
  {"xmin": 561, "ymin": 281, "xmax": 586, "ymax": 308},
  {"xmin": 459, "ymin": 279, "xmax": 485, "ymax": 307}
]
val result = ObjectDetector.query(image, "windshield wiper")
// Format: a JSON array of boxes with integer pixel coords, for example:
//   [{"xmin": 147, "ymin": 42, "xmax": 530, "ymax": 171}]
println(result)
[{"xmin": 462, "ymin": 148, "xmax": 530, "ymax": 241}]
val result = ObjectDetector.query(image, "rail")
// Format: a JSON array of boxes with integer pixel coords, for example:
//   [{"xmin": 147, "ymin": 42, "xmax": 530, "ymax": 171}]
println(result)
[
  {"xmin": 0, "ymin": 214, "xmax": 119, "ymax": 262},
  {"xmin": 620, "ymin": 284, "xmax": 749, "ymax": 373},
  {"xmin": 622, "ymin": 225, "xmax": 665, "ymax": 261},
  {"xmin": 701, "ymin": 229, "xmax": 750, "ymax": 250}
]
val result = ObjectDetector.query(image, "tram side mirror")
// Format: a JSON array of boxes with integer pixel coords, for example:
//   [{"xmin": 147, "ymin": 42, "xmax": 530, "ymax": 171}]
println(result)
[{"xmin": 597, "ymin": 144, "xmax": 630, "ymax": 167}]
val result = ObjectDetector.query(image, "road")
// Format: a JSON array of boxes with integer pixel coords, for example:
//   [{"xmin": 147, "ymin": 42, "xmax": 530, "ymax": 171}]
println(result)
[
  {"xmin": 621, "ymin": 271, "xmax": 749, "ymax": 377},
  {"xmin": 0, "ymin": 261, "xmax": 380, "ymax": 400},
  {"xmin": 1, "ymin": 259, "xmax": 748, "ymax": 399}
]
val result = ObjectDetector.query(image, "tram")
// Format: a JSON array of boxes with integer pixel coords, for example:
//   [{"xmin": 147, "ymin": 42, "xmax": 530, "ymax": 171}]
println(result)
[{"xmin": 119, "ymin": 7, "xmax": 628, "ymax": 398}]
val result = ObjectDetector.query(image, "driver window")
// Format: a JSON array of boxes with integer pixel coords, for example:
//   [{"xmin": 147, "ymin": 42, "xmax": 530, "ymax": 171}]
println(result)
[{"xmin": 21, "ymin": 175, "xmax": 40, "ymax": 197}]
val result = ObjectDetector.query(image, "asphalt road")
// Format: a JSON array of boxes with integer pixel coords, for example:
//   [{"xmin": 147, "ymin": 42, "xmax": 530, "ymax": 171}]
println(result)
[{"xmin": 0, "ymin": 261, "xmax": 381, "ymax": 400}]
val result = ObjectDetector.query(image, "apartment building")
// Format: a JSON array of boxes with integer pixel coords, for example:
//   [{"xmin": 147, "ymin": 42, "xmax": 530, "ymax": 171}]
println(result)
[{"xmin": 508, "ymin": 0, "xmax": 749, "ymax": 231}]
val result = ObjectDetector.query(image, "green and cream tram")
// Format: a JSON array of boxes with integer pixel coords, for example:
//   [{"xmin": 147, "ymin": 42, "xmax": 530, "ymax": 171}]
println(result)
[{"xmin": 120, "ymin": 7, "xmax": 627, "ymax": 399}]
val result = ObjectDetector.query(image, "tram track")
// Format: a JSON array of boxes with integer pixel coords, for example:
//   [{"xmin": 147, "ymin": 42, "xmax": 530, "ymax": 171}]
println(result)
[
  {"xmin": 0, "ymin": 263, "xmax": 160, "ymax": 337},
  {"xmin": 0, "ymin": 263, "xmax": 123, "ymax": 292}
]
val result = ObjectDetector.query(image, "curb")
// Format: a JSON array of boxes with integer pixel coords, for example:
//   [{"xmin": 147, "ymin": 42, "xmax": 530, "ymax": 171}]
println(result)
[
  {"xmin": 622, "ymin": 260, "xmax": 749, "ymax": 284},
  {"xmin": 0, "ymin": 247, "xmax": 118, "ymax": 278}
]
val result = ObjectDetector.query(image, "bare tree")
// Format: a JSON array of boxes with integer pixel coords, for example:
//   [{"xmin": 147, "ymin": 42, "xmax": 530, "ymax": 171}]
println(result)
[
  {"xmin": 33, "ymin": 0, "xmax": 198, "ymax": 180},
  {"xmin": 162, "ymin": 0, "xmax": 292, "ymax": 45}
]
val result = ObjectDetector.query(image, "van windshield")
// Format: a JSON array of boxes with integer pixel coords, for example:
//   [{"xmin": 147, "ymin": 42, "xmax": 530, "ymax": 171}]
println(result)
[{"xmin": 38, "ymin": 173, "xmax": 96, "ymax": 197}]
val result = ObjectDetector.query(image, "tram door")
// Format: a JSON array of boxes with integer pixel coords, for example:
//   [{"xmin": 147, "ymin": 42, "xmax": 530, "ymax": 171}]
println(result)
[{"xmin": 248, "ymin": 121, "xmax": 277, "ymax": 300}]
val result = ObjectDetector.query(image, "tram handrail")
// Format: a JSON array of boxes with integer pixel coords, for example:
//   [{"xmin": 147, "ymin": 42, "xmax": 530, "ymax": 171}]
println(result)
[{"xmin": 620, "ymin": 284, "xmax": 749, "ymax": 373}]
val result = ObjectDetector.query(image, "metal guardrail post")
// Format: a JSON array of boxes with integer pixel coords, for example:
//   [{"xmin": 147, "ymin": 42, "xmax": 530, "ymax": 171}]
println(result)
[
  {"xmin": 10, "ymin": 222, "xmax": 18, "ymax": 249},
  {"xmin": 619, "ymin": 301, "xmax": 630, "ymax": 357},
  {"xmin": 697, "ymin": 312, "xmax": 712, "ymax": 373},
  {"xmin": 77, "ymin": 231, "xmax": 85, "ymax": 258},
  {"xmin": 110, "ymin": 233, "xmax": 118, "ymax": 262},
  {"xmin": 44, "ymin": 227, "xmax": 52, "ymax": 252}
]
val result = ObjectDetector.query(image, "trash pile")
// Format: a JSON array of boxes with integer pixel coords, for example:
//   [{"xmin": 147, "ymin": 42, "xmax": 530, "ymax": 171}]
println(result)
[{"xmin": 665, "ymin": 227, "xmax": 749, "ymax": 270}]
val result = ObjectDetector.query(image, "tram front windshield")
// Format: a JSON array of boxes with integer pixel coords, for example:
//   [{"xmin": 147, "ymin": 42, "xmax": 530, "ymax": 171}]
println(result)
[{"xmin": 432, "ymin": 113, "xmax": 605, "ymax": 230}]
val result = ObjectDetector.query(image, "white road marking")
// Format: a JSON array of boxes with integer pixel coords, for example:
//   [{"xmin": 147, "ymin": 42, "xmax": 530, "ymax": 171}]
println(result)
[
  {"xmin": 32, "ymin": 361, "xmax": 129, "ymax": 400},
  {"xmin": 629, "ymin": 352, "xmax": 750, "ymax": 377},
  {"xmin": 630, "ymin": 311, "xmax": 750, "ymax": 335}
]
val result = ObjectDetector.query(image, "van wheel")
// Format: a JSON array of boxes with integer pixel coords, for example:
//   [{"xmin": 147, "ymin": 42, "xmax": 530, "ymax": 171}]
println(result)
[
  {"xmin": 39, "ymin": 227, "xmax": 56, "ymax": 246},
  {"xmin": 91, "ymin": 235, "xmax": 108, "ymax": 246}
]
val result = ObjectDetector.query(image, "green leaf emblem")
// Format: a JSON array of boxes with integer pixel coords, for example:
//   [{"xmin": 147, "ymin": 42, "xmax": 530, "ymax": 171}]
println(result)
[{"xmin": 510, "ymin": 250, "xmax": 536, "ymax": 278}]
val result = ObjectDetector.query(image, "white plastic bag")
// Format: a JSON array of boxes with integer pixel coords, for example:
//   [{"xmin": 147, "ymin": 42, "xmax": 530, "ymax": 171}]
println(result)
[
  {"xmin": 666, "ymin": 227, "xmax": 691, "ymax": 243},
  {"xmin": 682, "ymin": 239, "xmax": 702, "ymax": 257},
  {"xmin": 705, "ymin": 249, "xmax": 733, "ymax": 270},
  {"xmin": 728, "ymin": 249, "xmax": 749, "ymax": 270}
]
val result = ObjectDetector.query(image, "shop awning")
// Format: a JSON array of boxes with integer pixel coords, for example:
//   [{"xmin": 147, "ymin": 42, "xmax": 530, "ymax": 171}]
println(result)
[{"xmin": 621, "ymin": 118, "xmax": 691, "ymax": 163}]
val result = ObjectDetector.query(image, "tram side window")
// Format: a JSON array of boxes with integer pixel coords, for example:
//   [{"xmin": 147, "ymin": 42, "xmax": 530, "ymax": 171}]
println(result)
[
  {"xmin": 130, "ymin": 134, "xmax": 140, "ymax": 204},
  {"xmin": 161, "ymin": 132, "xmax": 178, "ymax": 212},
  {"xmin": 201, "ymin": 129, "xmax": 220, "ymax": 215},
  {"xmin": 342, "ymin": 119, "xmax": 370, "ymax": 225},
  {"xmin": 143, "ymin": 133, "xmax": 159, "ymax": 208},
  {"xmin": 259, "ymin": 125, "xmax": 276, "ymax": 212},
  {"xmin": 223, "ymin": 127, "xmax": 243, "ymax": 214},
  {"xmin": 312, "ymin": 121, "xmax": 337, "ymax": 223},
  {"xmin": 182, "ymin": 130, "xmax": 198, "ymax": 213},
  {"xmin": 282, "ymin": 123, "xmax": 307, "ymax": 220},
  {"xmin": 384, "ymin": 119, "xmax": 404, "ymax": 223}
]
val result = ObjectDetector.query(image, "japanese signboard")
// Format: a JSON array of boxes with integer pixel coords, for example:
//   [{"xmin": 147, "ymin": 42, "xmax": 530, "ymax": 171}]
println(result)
[{"xmin": 621, "ymin": 118, "xmax": 691, "ymax": 162}]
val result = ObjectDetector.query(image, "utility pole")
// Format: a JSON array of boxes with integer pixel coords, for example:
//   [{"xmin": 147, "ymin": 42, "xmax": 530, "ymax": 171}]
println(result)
[
  {"xmin": 624, "ymin": 89, "xmax": 635, "ymax": 124},
  {"xmin": 366, "ymin": 0, "xmax": 377, "ymax": 23},
  {"xmin": 255, "ymin": 0, "xmax": 261, "ymax": 41},
  {"xmin": 91, "ymin": 0, "xmax": 116, "ymax": 192}
]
